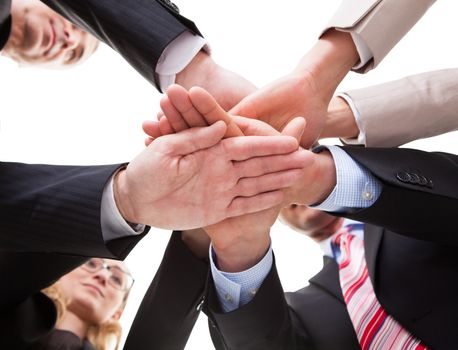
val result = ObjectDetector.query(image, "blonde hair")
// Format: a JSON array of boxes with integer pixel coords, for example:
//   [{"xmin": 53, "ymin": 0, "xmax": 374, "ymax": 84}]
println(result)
[{"xmin": 42, "ymin": 285, "xmax": 123, "ymax": 350}]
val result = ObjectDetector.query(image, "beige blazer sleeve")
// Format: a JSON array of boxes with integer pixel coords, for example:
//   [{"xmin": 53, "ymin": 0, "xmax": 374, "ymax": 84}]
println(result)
[
  {"xmin": 323, "ymin": 0, "xmax": 436, "ymax": 73},
  {"xmin": 341, "ymin": 68, "xmax": 458, "ymax": 147}
]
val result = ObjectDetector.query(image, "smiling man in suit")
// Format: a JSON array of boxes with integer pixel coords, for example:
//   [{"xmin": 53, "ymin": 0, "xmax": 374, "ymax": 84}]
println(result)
[{"xmin": 0, "ymin": 0, "xmax": 98, "ymax": 67}]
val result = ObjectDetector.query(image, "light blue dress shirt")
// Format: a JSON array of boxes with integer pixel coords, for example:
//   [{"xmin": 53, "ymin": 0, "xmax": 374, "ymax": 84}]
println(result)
[{"xmin": 211, "ymin": 146, "xmax": 382, "ymax": 312}]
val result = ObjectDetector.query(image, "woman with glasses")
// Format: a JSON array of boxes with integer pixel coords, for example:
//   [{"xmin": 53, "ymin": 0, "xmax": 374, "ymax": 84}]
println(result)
[{"xmin": 26, "ymin": 258, "xmax": 134, "ymax": 350}]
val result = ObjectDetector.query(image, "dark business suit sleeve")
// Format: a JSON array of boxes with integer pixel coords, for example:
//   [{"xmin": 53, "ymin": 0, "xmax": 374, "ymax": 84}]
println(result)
[
  {"xmin": 40, "ymin": 0, "xmax": 202, "ymax": 89},
  {"xmin": 124, "ymin": 231, "xmax": 208, "ymax": 350},
  {"xmin": 0, "ymin": 251, "xmax": 89, "ymax": 349},
  {"xmin": 0, "ymin": 162, "xmax": 147, "ymax": 258},
  {"xmin": 204, "ymin": 259, "xmax": 312, "ymax": 350},
  {"xmin": 0, "ymin": 162, "xmax": 147, "ymax": 349},
  {"xmin": 339, "ymin": 146, "xmax": 458, "ymax": 245}
]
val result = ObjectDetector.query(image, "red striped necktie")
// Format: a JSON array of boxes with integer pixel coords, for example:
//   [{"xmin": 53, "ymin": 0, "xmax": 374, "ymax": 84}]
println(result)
[{"xmin": 332, "ymin": 227, "xmax": 429, "ymax": 350}]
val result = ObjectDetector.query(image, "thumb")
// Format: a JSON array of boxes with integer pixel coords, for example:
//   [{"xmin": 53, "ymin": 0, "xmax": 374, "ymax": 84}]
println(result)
[
  {"xmin": 281, "ymin": 117, "xmax": 306, "ymax": 143},
  {"xmin": 167, "ymin": 120, "xmax": 227, "ymax": 155}
]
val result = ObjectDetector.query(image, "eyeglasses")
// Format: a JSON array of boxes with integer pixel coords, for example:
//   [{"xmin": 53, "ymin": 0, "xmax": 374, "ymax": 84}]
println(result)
[{"xmin": 81, "ymin": 258, "xmax": 134, "ymax": 291}]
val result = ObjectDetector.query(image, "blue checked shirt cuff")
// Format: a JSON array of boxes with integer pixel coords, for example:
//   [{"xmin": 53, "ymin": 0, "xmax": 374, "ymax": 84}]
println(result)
[
  {"xmin": 210, "ymin": 244, "xmax": 273, "ymax": 313},
  {"xmin": 311, "ymin": 146, "xmax": 382, "ymax": 212}
]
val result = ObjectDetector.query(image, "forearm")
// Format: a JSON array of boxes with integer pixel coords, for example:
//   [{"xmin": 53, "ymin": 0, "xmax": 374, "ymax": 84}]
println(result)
[
  {"xmin": 0, "ymin": 162, "xmax": 141, "ymax": 258},
  {"xmin": 338, "ymin": 146, "xmax": 458, "ymax": 243},
  {"xmin": 322, "ymin": 69, "xmax": 458, "ymax": 145},
  {"xmin": 342, "ymin": 69, "xmax": 458, "ymax": 146},
  {"xmin": 124, "ymin": 231, "xmax": 208, "ymax": 349},
  {"xmin": 41, "ymin": 0, "xmax": 199, "ymax": 87},
  {"xmin": 294, "ymin": 30, "xmax": 358, "ymax": 102},
  {"xmin": 321, "ymin": 96, "xmax": 359, "ymax": 140}
]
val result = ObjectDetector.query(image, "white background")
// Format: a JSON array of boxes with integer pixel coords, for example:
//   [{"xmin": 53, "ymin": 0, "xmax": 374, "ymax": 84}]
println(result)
[{"xmin": 1, "ymin": 0, "xmax": 457, "ymax": 349}]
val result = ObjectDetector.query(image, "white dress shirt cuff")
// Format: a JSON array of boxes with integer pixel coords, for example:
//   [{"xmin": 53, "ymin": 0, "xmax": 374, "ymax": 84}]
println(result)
[
  {"xmin": 210, "ymin": 243, "xmax": 273, "ymax": 313},
  {"xmin": 156, "ymin": 31, "xmax": 207, "ymax": 92},
  {"xmin": 350, "ymin": 32, "xmax": 373, "ymax": 70},
  {"xmin": 337, "ymin": 93, "xmax": 367, "ymax": 145},
  {"xmin": 311, "ymin": 146, "xmax": 382, "ymax": 212},
  {"xmin": 100, "ymin": 171, "xmax": 145, "ymax": 242}
]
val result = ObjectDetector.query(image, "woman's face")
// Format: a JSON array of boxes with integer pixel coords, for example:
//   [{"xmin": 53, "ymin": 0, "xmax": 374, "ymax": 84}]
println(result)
[{"xmin": 56, "ymin": 259, "xmax": 130, "ymax": 325}]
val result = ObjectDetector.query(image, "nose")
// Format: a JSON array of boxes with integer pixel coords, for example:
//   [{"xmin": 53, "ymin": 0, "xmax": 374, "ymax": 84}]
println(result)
[
  {"xmin": 92, "ymin": 269, "xmax": 109, "ymax": 286},
  {"xmin": 63, "ymin": 27, "xmax": 80, "ymax": 50}
]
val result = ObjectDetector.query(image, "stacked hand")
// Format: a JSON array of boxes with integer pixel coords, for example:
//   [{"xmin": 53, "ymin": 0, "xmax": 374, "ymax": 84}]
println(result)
[
  {"xmin": 114, "ymin": 121, "xmax": 307, "ymax": 230},
  {"xmin": 143, "ymin": 85, "xmax": 336, "ymax": 270},
  {"xmin": 140, "ymin": 30, "xmax": 357, "ymax": 269}
]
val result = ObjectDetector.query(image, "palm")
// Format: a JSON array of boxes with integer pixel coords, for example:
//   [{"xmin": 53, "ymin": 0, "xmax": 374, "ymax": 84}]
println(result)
[
  {"xmin": 140, "ymin": 143, "xmax": 241, "ymax": 229},
  {"xmin": 122, "ymin": 124, "xmax": 304, "ymax": 230}
]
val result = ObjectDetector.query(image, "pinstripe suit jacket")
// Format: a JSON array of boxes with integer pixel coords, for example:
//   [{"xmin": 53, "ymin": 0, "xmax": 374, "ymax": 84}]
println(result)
[
  {"xmin": 204, "ymin": 147, "xmax": 458, "ymax": 350},
  {"xmin": 1, "ymin": 0, "xmax": 201, "ymax": 88},
  {"xmin": 0, "ymin": 0, "xmax": 200, "ymax": 347},
  {"xmin": 40, "ymin": 0, "xmax": 202, "ymax": 89}
]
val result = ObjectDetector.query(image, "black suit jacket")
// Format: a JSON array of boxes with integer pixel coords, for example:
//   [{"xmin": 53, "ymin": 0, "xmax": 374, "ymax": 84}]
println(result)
[
  {"xmin": 0, "ymin": 1, "xmax": 202, "ymax": 348},
  {"xmin": 204, "ymin": 147, "xmax": 458, "ymax": 350},
  {"xmin": 0, "ymin": 0, "xmax": 201, "ymax": 89},
  {"xmin": 0, "ymin": 0, "xmax": 201, "ymax": 255},
  {"xmin": 40, "ymin": 0, "xmax": 201, "ymax": 89},
  {"xmin": 123, "ymin": 231, "xmax": 209, "ymax": 350},
  {"xmin": 0, "ymin": 0, "xmax": 11, "ymax": 50}
]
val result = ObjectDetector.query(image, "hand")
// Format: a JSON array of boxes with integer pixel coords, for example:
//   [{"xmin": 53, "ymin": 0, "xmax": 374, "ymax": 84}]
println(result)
[
  {"xmin": 206, "ymin": 148, "xmax": 336, "ymax": 272},
  {"xmin": 229, "ymin": 71, "xmax": 327, "ymax": 148},
  {"xmin": 206, "ymin": 118, "xmax": 307, "ymax": 272},
  {"xmin": 114, "ymin": 122, "xmax": 307, "ymax": 230},
  {"xmin": 146, "ymin": 86, "xmax": 310, "ymax": 271},
  {"xmin": 143, "ymin": 84, "xmax": 295, "ymax": 143},
  {"xmin": 144, "ymin": 85, "xmax": 338, "ymax": 208},
  {"xmin": 147, "ymin": 84, "xmax": 245, "ymax": 142},
  {"xmin": 230, "ymin": 30, "xmax": 359, "ymax": 148},
  {"xmin": 175, "ymin": 51, "xmax": 257, "ymax": 111}
]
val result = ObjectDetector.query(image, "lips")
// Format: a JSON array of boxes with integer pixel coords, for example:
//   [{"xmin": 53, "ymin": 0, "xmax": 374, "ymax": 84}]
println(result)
[
  {"xmin": 43, "ymin": 20, "xmax": 56, "ymax": 55},
  {"xmin": 82, "ymin": 283, "xmax": 104, "ymax": 298}
]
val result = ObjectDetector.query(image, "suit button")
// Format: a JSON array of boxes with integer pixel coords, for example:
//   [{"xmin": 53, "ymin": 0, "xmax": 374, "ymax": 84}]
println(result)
[
  {"xmin": 396, "ymin": 171, "xmax": 411, "ymax": 183},
  {"xmin": 418, "ymin": 175, "xmax": 429, "ymax": 186},
  {"xmin": 427, "ymin": 179, "xmax": 434, "ymax": 188},
  {"xmin": 409, "ymin": 173, "xmax": 420, "ymax": 184}
]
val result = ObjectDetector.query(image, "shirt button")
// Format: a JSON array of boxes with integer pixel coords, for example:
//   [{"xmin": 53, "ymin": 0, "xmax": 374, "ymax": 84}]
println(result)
[
  {"xmin": 362, "ymin": 191, "xmax": 373, "ymax": 201},
  {"xmin": 249, "ymin": 289, "xmax": 258, "ymax": 296},
  {"xmin": 224, "ymin": 294, "xmax": 233, "ymax": 303}
]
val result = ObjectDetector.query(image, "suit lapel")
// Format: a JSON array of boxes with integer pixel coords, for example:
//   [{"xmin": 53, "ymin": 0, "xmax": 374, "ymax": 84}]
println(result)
[
  {"xmin": 309, "ymin": 224, "xmax": 384, "ymax": 304},
  {"xmin": 363, "ymin": 224, "xmax": 383, "ymax": 291},
  {"xmin": 309, "ymin": 256, "xmax": 345, "ymax": 303}
]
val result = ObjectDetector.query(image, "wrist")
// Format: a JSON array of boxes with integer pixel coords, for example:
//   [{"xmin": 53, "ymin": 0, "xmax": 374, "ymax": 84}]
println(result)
[
  {"xmin": 288, "ymin": 150, "xmax": 337, "ymax": 205},
  {"xmin": 294, "ymin": 30, "xmax": 358, "ymax": 103},
  {"xmin": 212, "ymin": 233, "xmax": 270, "ymax": 272},
  {"xmin": 113, "ymin": 169, "xmax": 137, "ymax": 224},
  {"xmin": 321, "ymin": 96, "xmax": 359, "ymax": 139},
  {"xmin": 175, "ymin": 50, "xmax": 216, "ymax": 90}
]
